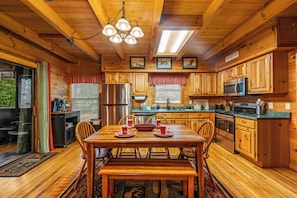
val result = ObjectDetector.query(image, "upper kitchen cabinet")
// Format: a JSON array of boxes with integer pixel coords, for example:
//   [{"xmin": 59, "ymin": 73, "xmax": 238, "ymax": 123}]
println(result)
[
  {"xmin": 277, "ymin": 17, "xmax": 297, "ymax": 47},
  {"xmin": 105, "ymin": 72, "xmax": 131, "ymax": 84},
  {"xmin": 190, "ymin": 73, "xmax": 217, "ymax": 96},
  {"xmin": 246, "ymin": 52, "xmax": 288, "ymax": 94},
  {"xmin": 224, "ymin": 63, "xmax": 246, "ymax": 81},
  {"xmin": 217, "ymin": 71, "xmax": 224, "ymax": 96},
  {"xmin": 132, "ymin": 73, "xmax": 148, "ymax": 96}
]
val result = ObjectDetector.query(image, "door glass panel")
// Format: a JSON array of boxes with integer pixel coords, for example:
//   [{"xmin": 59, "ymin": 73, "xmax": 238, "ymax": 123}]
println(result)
[{"xmin": 0, "ymin": 60, "xmax": 34, "ymax": 167}]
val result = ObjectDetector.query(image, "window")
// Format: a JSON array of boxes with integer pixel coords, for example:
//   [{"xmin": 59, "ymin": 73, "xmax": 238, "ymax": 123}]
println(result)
[
  {"xmin": 154, "ymin": 84, "xmax": 181, "ymax": 104},
  {"xmin": 71, "ymin": 83, "xmax": 98, "ymax": 121},
  {"xmin": 0, "ymin": 71, "xmax": 16, "ymax": 108}
]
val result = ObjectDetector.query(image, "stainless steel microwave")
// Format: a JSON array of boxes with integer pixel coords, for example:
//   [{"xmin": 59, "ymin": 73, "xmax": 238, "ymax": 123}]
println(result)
[{"xmin": 223, "ymin": 78, "xmax": 247, "ymax": 96}]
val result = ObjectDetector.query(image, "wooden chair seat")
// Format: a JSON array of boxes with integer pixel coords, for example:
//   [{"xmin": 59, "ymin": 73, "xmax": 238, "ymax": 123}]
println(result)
[
  {"xmin": 146, "ymin": 115, "xmax": 170, "ymax": 159},
  {"xmin": 116, "ymin": 115, "xmax": 141, "ymax": 158}
]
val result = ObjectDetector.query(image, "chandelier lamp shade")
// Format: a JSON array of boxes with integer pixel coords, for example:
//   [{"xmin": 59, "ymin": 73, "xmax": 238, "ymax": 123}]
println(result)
[{"xmin": 102, "ymin": 1, "xmax": 144, "ymax": 45}]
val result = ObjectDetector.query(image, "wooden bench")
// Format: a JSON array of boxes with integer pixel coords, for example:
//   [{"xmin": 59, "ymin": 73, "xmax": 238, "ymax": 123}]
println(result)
[{"xmin": 99, "ymin": 158, "xmax": 197, "ymax": 198}]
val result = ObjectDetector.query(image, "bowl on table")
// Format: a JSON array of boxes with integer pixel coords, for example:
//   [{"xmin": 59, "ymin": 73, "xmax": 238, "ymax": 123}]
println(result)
[{"xmin": 134, "ymin": 124, "xmax": 156, "ymax": 131}]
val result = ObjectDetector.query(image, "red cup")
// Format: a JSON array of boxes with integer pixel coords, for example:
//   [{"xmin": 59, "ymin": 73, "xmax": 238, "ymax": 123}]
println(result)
[
  {"xmin": 156, "ymin": 119, "xmax": 161, "ymax": 126},
  {"xmin": 122, "ymin": 125, "xmax": 128, "ymax": 134},
  {"xmin": 127, "ymin": 119, "xmax": 133, "ymax": 127},
  {"xmin": 160, "ymin": 125, "xmax": 166, "ymax": 134}
]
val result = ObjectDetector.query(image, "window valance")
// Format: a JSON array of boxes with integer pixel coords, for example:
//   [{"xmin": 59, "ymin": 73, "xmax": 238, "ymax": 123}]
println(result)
[
  {"xmin": 149, "ymin": 73, "xmax": 186, "ymax": 85},
  {"xmin": 68, "ymin": 74, "xmax": 102, "ymax": 84}
]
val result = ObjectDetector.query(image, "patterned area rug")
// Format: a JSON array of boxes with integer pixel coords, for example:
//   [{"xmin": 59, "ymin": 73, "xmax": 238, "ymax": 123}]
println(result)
[
  {"xmin": 62, "ymin": 162, "xmax": 232, "ymax": 198},
  {"xmin": 0, "ymin": 152, "xmax": 56, "ymax": 177}
]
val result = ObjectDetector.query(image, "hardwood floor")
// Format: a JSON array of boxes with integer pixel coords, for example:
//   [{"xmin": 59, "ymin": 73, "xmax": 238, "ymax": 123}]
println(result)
[{"xmin": 0, "ymin": 141, "xmax": 296, "ymax": 198}]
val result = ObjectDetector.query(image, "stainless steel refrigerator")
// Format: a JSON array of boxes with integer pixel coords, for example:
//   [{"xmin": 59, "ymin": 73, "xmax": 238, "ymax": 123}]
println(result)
[{"xmin": 101, "ymin": 84, "xmax": 131, "ymax": 126}]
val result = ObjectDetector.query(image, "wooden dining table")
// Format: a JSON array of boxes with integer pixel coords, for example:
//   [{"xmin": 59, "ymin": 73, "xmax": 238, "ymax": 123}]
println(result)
[{"xmin": 85, "ymin": 124, "xmax": 206, "ymax": 198}]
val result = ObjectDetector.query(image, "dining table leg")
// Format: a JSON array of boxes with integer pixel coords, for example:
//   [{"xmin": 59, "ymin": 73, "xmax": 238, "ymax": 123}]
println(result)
[
  {"xmin": 196, "ymin": 143, "xmax": 204, "ymax": 197},
  {"xmin": 87, "ymin": 143, "xmax": 95, "ymax": 198}
]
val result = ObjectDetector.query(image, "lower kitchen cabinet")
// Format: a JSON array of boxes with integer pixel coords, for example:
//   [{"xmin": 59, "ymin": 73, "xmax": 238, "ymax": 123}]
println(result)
[
  {"xmin": 189, "ymin": 112, "xmax": 210, "ymax": 132},
  {"xmin": 51, "ymin": 111, "xmax": 80, "ymax": 147},
  {"xmin": 155, "ymin": 112, "xmax": 212, "ymax": 132},
  {"xmin": 235, "ymin": 117, "xmax": 289, "ymax": 167},
  {"xmin": 235, "ymin": 117, "xmax": 256, "ymax": 159}
]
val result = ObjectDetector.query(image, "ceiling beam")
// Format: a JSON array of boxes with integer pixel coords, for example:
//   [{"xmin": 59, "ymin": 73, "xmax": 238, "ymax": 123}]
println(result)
[
  {"xmin": 203, "ymin": 0, "xmax": 297, "ymax": 60},
  {"xmin": 0, "ymin": 10, "xmax": 78, "ymax": 64},
  {"xmin": 21, "ymin": 0, "xmax": 100, "ymax": 62},
  {"xmin": 149, "ymin": 0, "xmax": 165, "ymax": 60},
  {"xmin": 160, "ymin": 15, "xmax": 203, "ymax": 28},
  {"xmin": 88, "ymin": 0, "xmax": 125, "ymax": 60},
  {"xmin": 202, "ymin": 0, "xmax": 232, "ymax": 28}
]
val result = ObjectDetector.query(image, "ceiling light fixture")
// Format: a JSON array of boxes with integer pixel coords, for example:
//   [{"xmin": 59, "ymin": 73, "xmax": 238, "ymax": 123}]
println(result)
[
  {"xmin": 157, "ymin": 30, "xmax": 194, "ymax": 56},
  {"xmin": 102, "ymin": 1, "xmax": 144, "ymax": 45}
]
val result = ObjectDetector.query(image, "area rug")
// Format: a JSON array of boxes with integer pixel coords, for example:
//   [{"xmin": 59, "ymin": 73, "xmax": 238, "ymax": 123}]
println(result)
[
  {"xmin": 0, "ymin": 152, "xmax": 56, "ymax": 177},
  {"xmin": 62, "ymin": 162, "xmax": 232, "ymax": 198}
]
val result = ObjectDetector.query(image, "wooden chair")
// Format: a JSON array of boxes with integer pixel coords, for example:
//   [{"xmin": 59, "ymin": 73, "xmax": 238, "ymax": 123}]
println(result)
[
  {"xmin": 116, "ymin": 115, "xmax": 141, "ymax": 158},
  {"xmin": 146, "ymin": 115, "xmax": 170, "ymax": 159},
  {"xmin": 179, "ymin": 120, "xmax": 217, "ymax": 189},
  {"xmin": 74, "ymin": 121, "xmax": 112, "ymax": 191}
]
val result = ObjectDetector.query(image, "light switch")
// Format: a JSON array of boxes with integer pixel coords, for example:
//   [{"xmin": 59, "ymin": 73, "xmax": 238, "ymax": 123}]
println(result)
[
  {"xmin": 268, "ymin": 102, "xmax": 273, "ymax": 109},
  {"xmin": 285, "ymin": 103, "xmax": 290, "ymax": 110}
]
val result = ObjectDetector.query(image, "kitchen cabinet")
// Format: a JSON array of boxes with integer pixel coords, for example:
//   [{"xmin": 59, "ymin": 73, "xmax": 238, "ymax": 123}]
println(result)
[
  {"xmin": 224, "ymin": 63, "xmax": 246, "ymax": 81},
  {"xmin": 189, "ymin": 112, "xmax": 210, "ymax": 132},
  {"xmin": 105, "ymin": 72, "xmax": 131, "ymax": 84},
  {"xmin": 246, "ymin": 52, "xmax": 288, "ymax": 94},
  {"xmin": 235, "ymin": 117, "xmax": 256, "ymax": 160},
  {"xmin": 51, "ymin": 111, "xmax": 80, "ymax": 147},
  {"xmin": 235, "ymin": 117, "xmax": 289, "ymax": 167},
  {"xmin": 155, "ymin": 112, "xmax": 189, "ymax": 127},
  {"xmin": 217, "ymin": 71, "xmax": 224, "ymax": 96},
  {"xmin": 277, "ymin": 17, "xmax": 297, "ymax": 47},
  {"xmin": 171, "ymin": 112, "xmax": 189, "ymax": 126},
  {"xmin": 132, "ymin": 73, "xmax": 148, "ymax": 95},
  {"xmin": 190, "ymin": 73, "xmax": 216, "ymax": 96}
]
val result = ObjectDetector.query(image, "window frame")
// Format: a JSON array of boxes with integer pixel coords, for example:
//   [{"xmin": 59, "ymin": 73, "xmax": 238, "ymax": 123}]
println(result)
[
  {"xmin": 154, "ymin": 84, "xmax": 181, "ymax": 104},
  {"xmin": 71, "ymin": 83, "xmax": 99, "ymax": 121}
]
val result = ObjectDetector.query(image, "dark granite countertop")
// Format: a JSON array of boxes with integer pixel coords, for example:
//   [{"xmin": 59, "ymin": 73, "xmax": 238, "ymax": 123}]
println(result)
[
  {"xmin": 234, "ymin": 111, "xmax": 291, "ymax": 120},
  {"xmin": 132, "ymin": 107, "xmax": 290, "ymax": 119},
  {"xmin": 132, "ymin": 107, "xmax": 215, "ymax": 113}
]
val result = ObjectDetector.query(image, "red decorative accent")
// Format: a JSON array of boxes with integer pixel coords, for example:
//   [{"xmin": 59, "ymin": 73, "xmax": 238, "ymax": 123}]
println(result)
[
  {"xmin": 149, "ymin": 73, "xmax": 186, "ymax": 85},
  {"xmin": 68, "ymin": 74, "xmax": 103, "ymax": 84}
]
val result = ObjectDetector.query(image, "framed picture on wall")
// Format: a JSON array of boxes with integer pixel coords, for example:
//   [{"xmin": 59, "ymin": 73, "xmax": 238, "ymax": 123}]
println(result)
[
  {"xmin": 156, "ymin": 57, "xmax": 172, "ymax": 69},
  {"xmin": 182, "ymin": 57, "xmax": 197, "ymax": 69},
  {"xmin": 130, "ymin": 56, "xmax": 145, "ymax": 69}
]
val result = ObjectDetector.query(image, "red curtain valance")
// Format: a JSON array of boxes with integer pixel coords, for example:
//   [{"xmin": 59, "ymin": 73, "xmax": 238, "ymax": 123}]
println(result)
[
  {"xmin": 68, "ymin": 74, "xmax": 103, "ymax": 84},
  {"xmin": 149, "ymin": 73, "xmax": 186, "ymax": 85}
]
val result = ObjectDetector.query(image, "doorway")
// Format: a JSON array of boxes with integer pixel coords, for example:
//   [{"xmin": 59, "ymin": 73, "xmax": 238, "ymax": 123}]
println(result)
[{"xmin": 0, "ymin": 60, "xmax": 34, "ymax": 167}]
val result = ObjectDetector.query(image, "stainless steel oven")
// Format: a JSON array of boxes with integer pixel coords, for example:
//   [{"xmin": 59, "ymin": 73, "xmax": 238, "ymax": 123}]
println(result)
[{"xmin": 215, "ymin": 113, "xmax": 236, "ymax": 153}]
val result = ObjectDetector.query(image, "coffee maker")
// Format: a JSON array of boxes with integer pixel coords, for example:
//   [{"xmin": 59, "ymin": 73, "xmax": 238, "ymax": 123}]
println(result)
[{"xmin": 52, "ymin": 98, "xmax": 66, "ymax": 112}]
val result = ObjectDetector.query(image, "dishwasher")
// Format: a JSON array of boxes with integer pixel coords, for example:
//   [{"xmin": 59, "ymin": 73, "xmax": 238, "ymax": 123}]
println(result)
[{"xmin": 134, "ymin": 112, "xmax": 155, "ymax": 123}]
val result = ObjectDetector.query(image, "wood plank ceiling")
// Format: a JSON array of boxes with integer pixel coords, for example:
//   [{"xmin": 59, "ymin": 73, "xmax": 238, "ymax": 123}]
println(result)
[{"xmin": 0, "ymin": 0, "xmax": 297, "ymax": 63}]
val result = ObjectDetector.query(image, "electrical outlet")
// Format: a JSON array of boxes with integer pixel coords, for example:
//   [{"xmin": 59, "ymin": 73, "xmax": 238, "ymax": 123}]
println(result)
[
  {"xmin": 268, "ymin": 102, "xmax": 273, "ymax": 109},
  {"xmin": 285, "ymin": 103, "xmax": 290, "ymax": 110}
]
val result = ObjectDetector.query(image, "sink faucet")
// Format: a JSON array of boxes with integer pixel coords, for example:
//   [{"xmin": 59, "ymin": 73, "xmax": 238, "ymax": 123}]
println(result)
[{"xmin": 167, "ymin": 98, "xmax": 170, "ymax": 110}]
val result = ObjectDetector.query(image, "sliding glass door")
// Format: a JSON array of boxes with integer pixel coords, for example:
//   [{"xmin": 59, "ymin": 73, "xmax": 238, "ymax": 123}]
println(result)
[{"xmin": 0, "ymin": 60, "xmax": 34, "ymax": 166}]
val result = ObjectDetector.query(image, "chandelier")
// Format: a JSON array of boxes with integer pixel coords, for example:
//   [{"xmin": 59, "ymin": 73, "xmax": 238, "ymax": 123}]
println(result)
[{"xmin": 102, "ymin": 1, "xmax": 144, "ymax": 45}]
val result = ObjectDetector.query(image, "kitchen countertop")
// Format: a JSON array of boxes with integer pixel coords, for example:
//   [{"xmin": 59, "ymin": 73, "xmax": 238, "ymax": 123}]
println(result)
[
  {"xmin": 234, "ymin": 111, "xmax": 291, "ymax": 120},
  {"xmin": 132, "ymin": 107, "xmax": 215, "ymax": 113},
  {"xmin": 132, "ymin": 107, "xmax": 290, "ymax": 119}
]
